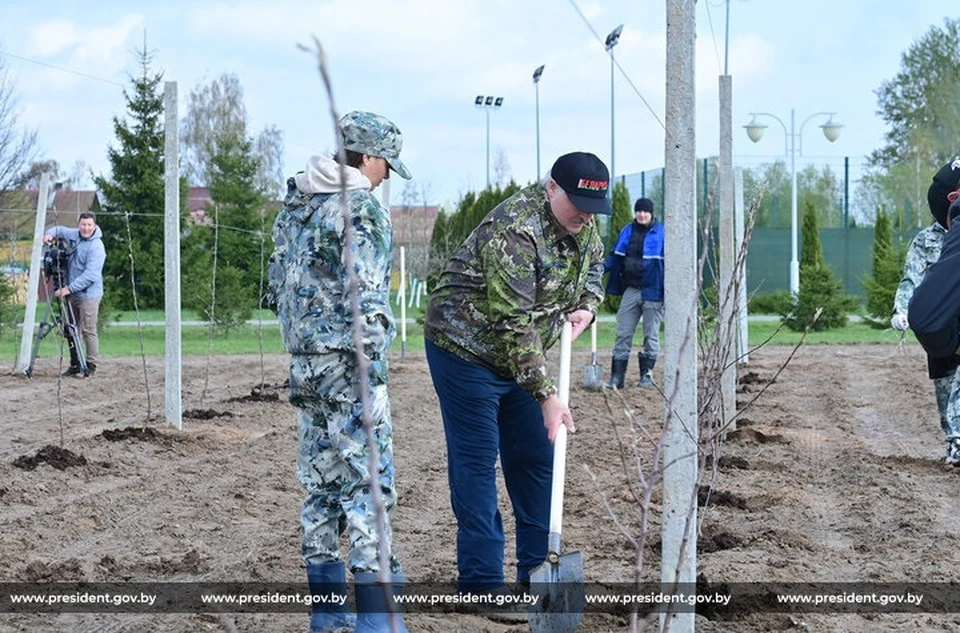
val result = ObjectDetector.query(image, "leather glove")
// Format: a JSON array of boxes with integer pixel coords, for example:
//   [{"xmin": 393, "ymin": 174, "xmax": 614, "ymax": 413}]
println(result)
[{"xmin": 891, "ymin": 313, "xmax": 909, "ymax": 332}]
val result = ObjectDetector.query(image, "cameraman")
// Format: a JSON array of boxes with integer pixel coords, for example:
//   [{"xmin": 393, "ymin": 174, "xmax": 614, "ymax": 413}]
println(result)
[{"xmin": 43, "ymin": 212, "xmax": 106, "ymax": 377}]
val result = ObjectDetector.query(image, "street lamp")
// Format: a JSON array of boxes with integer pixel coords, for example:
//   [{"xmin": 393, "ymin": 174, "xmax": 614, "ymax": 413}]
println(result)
[
  {"xmin": 475, "ymin": 95, "xmax": 504, "ymax": 189},
  {"xmin": 744, "ymin": 109, "xmax": 842, "ymax": 294},
  {"xmin": 533, "ymin": 65, "xmax": 545, "ymax": 179},
  {"xmin": 605, "ymin": 24, "xmax": 623, "ymax": 203}
]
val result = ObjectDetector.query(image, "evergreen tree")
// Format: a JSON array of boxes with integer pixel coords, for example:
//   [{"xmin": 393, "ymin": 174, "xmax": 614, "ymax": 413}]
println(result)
[
  {"xmin": 426, "ymin": 183, "xmax": 520, "ymax": 290},
  {"xmin": 783, "ymin": 200, "xmax": 859, "ymax": 331},
  {"xmin": 0, "ymin": 272, "xmax": 15, "ymax": 338},
  {"xmin": 93, "ymin": 47, "xmax": 166, "ymax": 310},
  {"xmin": 862, "ymin": 209, "xmax": 907, "ymax": 327},
  {"xmin": 602, "ymin": 179, "xmax": 633, "ymax": 312},
  {"xmin": 181, "ymin": 132, "xmax": 267, "ymax": 329},
  {"xmin": 606, "ymin": 179, "xmax": 633, "ymax": 252},
  {"xmin": 799, "ymin": 200, "xmax": 823, "ymax": 270}
]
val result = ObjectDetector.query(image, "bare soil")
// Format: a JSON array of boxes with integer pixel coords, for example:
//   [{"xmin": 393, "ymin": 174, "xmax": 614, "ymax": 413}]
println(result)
[{"xmin": 2, "ymin": 342, "xmax": 958, "ymax": 632}]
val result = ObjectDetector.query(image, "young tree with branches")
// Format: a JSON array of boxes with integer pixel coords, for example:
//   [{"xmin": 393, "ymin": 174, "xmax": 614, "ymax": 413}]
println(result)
[
  {"xmin": 93, "ymin": 47, "xmax": 167, "ymax": 311},
  {"xmin": 181, "ymin": 73, "xmax": 285, "ymax": 201}
]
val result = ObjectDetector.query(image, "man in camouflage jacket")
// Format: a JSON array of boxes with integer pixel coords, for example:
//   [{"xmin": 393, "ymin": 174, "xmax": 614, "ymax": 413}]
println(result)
[
  {"xmin": 267, "ymin": 111, "xmax": 412, "ymax": 633},
  {"xmin": 424, "ymin": 152, "xmax": 608, "ymax": 602},
  {"xmin": 893, "ymin": 159, "xmax": 960, "ymax": 464}
]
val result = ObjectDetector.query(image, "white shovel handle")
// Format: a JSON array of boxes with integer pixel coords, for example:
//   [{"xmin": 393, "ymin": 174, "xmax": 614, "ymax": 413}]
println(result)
[
  {"xmin": 548, "ymin": 321, "xmax": 572, "ymax": 537},
  {"xmin": 590, "ymin": 319, "xmax": 598, "ymax": 363}
]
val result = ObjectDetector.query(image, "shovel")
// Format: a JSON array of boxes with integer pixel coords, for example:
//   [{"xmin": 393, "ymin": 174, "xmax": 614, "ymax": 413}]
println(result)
[
  {"xmin": 581, "ymin": 320, "xmax": 603, "ymax": 390},
  {"xmin": 529, "ymin": 321, "xmax": 585, "ymax": 633}
]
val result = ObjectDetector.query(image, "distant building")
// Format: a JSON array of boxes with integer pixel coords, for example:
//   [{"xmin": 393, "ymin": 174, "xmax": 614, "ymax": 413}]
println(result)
[
  {"xmin": 187, "ymin": 186, "xmax": 213, "ymax": 225},
  {"xmin": 16, "ymin": 188, "xmax": 102, "ymax": 226},
  {"xmin": 389, "ymin": 203, "xmax": 439, "ymax": 291},
  {"xmin": 391, "ymin": 204, "xmax": 439, "ymax": 246}
]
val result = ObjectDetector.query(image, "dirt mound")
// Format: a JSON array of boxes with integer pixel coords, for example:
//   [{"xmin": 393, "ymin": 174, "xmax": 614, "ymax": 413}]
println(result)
[
  {"xmin": 183, "ymin": 408, "xmax": 234, "ymax": 419},
  {"xmin": 13, "ymin": 444, "xmax": 87, "ymax": 471},
  {"xmin": 102, "ymin": 426, "xmax": 168, "ymax": 442},
  {"xmin": 227, "ymin": 383, "xmax": 285, "ymax": 402}
]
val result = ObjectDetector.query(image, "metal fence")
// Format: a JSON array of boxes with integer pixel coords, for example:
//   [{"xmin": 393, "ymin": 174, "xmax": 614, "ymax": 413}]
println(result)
[
  {"xmin": 615, "ymin": 157, "xmax": 928, "ymax": 303},
  {"xmin": 737, "ymin": 226, "xmax": 920, "ymax": 302}
]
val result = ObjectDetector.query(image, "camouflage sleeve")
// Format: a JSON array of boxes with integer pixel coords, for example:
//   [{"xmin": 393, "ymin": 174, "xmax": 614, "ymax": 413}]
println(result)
[
  {"xmin": 350, "ymin": 195, "xmax": 396, "ymax": 374},
  {"xmin": 893, "ymin": 234, "xmax": 929, "ymax": 316},
  {"xmin": 481, "ymin": 228, "xmax": 555, "ymax": 401},
  {"xmin": 577, "ymin": 237, "xmax": 605, "ymax": 314},
  {"xmin": 264, "ymin": 212, "xmax": 287, "ymax": 314}
]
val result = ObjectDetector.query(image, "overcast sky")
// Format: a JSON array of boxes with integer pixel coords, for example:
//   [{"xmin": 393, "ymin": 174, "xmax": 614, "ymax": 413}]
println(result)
[{"xmin": 1, "ymin": 1, "xmax": 955, "ymax": 207}]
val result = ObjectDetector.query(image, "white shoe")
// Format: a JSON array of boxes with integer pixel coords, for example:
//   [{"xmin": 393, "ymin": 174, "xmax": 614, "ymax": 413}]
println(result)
[{"xmin": 943, "ymin": 438, "xmax": 960, "ymax": 465}]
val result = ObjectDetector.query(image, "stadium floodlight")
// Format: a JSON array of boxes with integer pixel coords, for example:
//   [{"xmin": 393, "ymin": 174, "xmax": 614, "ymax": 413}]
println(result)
[{"xmin": 475, "ymin": 95, "xmax": 505, "ymax": 189}]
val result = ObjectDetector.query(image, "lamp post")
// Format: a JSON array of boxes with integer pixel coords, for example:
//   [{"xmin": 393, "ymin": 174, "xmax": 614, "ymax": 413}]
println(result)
[
  {"xmin": 605, "ymin": 24, "xmax": 623, "ymax": 202},
  {"xmin": 533, "ymin": 65, "xmax": 545, "ymax": 179},
  {"xmin": 744, "ymin": 109, "xmax": 842, "ymax": 294},
  {"xmin": 475, "ymin": 95, "xmax": 504, "ymax": 189}
]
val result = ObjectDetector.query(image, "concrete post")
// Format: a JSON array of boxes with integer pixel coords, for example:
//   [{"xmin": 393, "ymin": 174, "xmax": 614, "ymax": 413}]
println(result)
[
  {"xmin": 719, "ymin": 74, "xmax": 736, "ymax": 430},
  {"xmin": 735, "ymin": 167, "xmax": 749, "ymax": 363},
  {"xmin": 15, "ymin": 173, "xmax": 51, "ymax": 374},
  {"xmin": 661, "ymin": 0, "xmax": 698, "ymax": 631},
  {"xmin": 164, "ymin": 81, "xmax": 182, "ymax": 430}
]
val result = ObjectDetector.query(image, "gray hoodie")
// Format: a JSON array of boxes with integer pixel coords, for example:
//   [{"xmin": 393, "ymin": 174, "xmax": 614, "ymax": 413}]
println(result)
[{"xmin": 44, "ymin": 225, "xmax": 106, "ymax": 301}]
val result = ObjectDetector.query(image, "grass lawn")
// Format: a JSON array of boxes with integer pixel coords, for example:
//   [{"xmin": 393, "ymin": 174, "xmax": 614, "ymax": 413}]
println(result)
[{"xmin": 1, "ymin": 307, "xmax": 908, "ymax": 363}]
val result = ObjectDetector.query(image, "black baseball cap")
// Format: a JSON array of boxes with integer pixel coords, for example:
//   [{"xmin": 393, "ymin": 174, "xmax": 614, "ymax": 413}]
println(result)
[
  {"xmin": 551, "ymin": 152, "xmax": 612, "ymax": 215},
  {"xmin": 928, "ymin": 159, "xmax": 960, "ymax": 228}
]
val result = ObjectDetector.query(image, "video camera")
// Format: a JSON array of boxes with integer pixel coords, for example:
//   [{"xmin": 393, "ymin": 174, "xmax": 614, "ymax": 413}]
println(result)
[{"xmin": 41, "ymin": 238, "xmax": 73, "ymax": 291}]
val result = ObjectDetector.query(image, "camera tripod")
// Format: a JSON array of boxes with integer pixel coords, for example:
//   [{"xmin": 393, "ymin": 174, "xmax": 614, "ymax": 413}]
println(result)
[{"xmin": 25, "ymin": 242, "xmax": 89, "ymax": 379}]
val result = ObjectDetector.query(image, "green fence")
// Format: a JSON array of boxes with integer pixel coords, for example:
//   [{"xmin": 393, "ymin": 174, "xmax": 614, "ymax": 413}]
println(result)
[{"xmin": 734, "ymin": 226, "xmax": 921, "ymax": 302}]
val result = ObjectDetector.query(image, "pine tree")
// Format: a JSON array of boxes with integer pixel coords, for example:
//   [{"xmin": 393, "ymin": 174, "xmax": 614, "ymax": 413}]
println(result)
[
  {"xmin": 602, "ymin": 179, "xmax": 633, "ymax": 312},
  {"xmin": 426, "ymin": 183, "xmax": 520, "ymax": 290},
  {"xmin": 862, "ymin": 208, "xmax": 907, "ymax": 327},
  {"xmin": 0, "ymin": 272, "xmax": 15, "ymax": 338},
  {"xmin": 93, "ymin": 47, "xmax": 166, "ymax": 310},
  {"xmin": 799, "ymin": 200, "xmax": 823, "ymax": 269},
  {"xmin": 784, "ymin": 200, "xmax": 859, "ymax": 331},
  {"xmin": 181, "ymin": 132, "xmax": 266, "ymax": 330}
]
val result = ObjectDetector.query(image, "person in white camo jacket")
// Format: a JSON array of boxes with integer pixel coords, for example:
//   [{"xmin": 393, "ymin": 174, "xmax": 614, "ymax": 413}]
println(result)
[
  {"xmin": 891, "ymin": 159, "xmax": 960, "ymax": 464},
  {"xmin": 267, "ymin": 111, "xmax": 413, "ymax": 633}
]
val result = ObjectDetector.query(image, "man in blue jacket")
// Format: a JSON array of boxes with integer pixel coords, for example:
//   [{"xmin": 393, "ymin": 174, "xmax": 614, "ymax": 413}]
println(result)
[
  {"xmin": 605, "ymin": 197, "xmax": 665, "ymax": 389},
  {"xmin": 43, "ymin": 212, "xmax": 106, "ymax": 377}
]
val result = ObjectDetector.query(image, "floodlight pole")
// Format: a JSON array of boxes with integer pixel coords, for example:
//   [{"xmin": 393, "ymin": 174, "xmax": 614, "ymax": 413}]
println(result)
[
  {"xmin": 486, "ymin": 107, "xmax": 491, "ymax": 188},
  {"xmin": 533, "ymin": 65, "xmax": 545, "ymax": 179},
  {"xmin": 606, "ymin": 25, "xmax": 623, "ymax": 203},
  {"xmin": 475, "ymin": 95, "xmax": 504, "ymax": 189}
]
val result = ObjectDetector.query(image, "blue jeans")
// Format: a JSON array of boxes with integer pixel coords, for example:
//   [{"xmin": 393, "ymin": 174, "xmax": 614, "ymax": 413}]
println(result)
[{"xmin": 425, "ymin": 341, "xmax": 553, "ymax": 591}]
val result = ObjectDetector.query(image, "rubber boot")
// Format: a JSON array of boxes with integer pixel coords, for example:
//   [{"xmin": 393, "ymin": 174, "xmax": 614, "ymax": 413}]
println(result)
[
  {"xmin": 606, "ymin": 358, "xmax": 628, "ymax": 390},
  {"xmin": 353, "ymin": 571, "xmax": 410, "ymax": 633},
  {"xmin": 638, "ymin": 354, "xmax": 656, "ymax": 388},
  {"xmin": 307, "ymin": 562, "xmax": 356, "ymax": 633},
  {"xmin": 354, "ymin": 571, "xmax": 409, "ymax": 633}
]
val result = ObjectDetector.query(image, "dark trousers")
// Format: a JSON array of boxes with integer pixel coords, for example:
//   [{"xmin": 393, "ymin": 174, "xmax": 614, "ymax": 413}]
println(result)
[{"xmin": 425, "ymin": 341, "xmax": 553, "ymax": 591}]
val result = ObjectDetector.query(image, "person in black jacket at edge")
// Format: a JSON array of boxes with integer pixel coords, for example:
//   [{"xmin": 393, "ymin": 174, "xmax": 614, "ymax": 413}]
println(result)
[{"xmin": 908, "ymin": 197, "xmax": 960, "ymax": 465}]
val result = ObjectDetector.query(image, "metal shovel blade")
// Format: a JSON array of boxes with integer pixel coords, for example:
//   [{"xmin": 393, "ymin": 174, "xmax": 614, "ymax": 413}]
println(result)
[
  {"xmin": 581, "ymin": 359, "xmax": 603, "ymax": 390},
  {"xmin": 529, "ymin": 548, "xmax": 585, "ymax": 633},
  {"xmin": 581, "ymin": 320, "xmax": 603, "ymax": 390}
]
